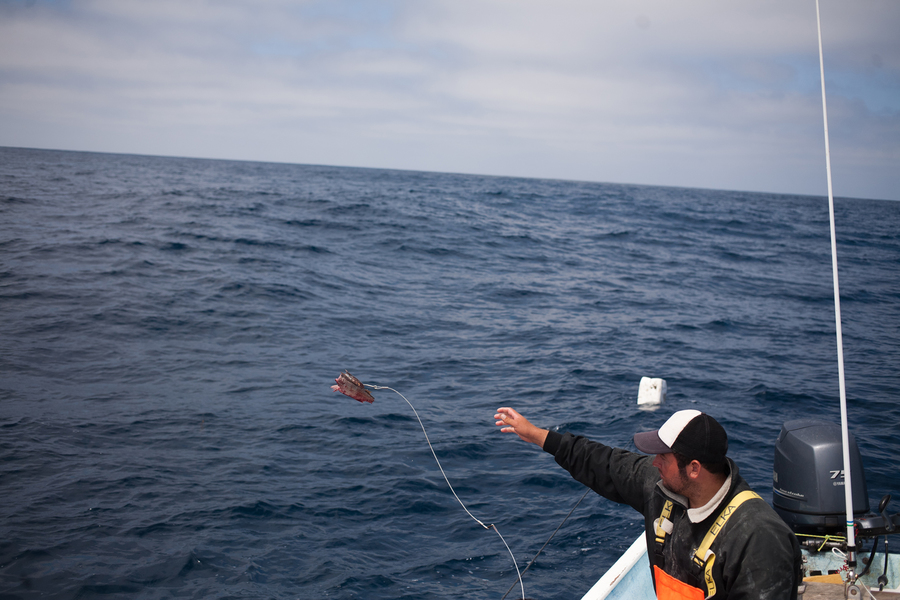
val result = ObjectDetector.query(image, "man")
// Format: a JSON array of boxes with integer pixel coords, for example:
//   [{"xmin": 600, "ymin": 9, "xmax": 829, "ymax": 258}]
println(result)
[{"xmin": 494, "ymin": 407, "xmax": 801, "ymax": 599}]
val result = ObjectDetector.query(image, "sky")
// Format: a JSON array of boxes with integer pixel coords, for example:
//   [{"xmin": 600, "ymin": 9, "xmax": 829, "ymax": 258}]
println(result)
[{"xmin": 1, "ymin": 0, "xmax": 898, "ymax": 200}]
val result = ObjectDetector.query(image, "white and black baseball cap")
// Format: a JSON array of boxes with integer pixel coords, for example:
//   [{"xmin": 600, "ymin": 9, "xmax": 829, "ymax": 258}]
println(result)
[{"xmin": 633, "ymin": 409, "xmax": 728, "ymax": 463}]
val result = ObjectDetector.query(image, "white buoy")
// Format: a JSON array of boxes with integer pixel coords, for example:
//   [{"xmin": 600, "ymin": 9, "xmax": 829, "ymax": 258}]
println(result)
[{"xmin": 637, "ymin": 377, "xmax": 666, "ymax": 406}]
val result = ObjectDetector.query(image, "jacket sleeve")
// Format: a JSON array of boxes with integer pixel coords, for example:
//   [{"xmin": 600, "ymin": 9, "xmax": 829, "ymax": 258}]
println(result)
[{"xmin": 544, "ymin": 430, "xmax": 659, "ymax": 514}]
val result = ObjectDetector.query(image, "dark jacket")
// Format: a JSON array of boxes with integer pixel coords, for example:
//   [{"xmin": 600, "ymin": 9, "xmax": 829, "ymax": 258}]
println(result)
[{"xmin": 544, "ymin": 430, "xmax": 801, "ymax": 600}]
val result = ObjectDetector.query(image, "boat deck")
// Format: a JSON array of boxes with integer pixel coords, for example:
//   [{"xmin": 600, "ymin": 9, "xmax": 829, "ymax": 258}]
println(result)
[{"xmin": 803, "ymin": 581, "xmax": 900, "ymax": 599}]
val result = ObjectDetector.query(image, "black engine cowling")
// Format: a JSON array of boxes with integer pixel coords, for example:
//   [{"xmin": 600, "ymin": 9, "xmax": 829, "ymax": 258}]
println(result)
[{"xmin": 773, "ymin": 419, "xmax": 869, "ymax": 533}]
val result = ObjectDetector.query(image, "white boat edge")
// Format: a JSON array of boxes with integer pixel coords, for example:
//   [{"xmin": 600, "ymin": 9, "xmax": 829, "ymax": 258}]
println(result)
[{"xmin": 580, "ymin": 534, "xmax": 653, "ymax": 600}]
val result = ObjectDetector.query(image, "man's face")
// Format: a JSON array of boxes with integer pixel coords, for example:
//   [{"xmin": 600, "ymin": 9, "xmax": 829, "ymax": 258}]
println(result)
[{"xmin": 652, "ymin": 452, "xmax": 691, "ymax": 496}]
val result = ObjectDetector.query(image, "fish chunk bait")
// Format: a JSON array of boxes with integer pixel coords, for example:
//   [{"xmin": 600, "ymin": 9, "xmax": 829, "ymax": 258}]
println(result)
[{"xmin": 331, "ymin": 371, "xmax": 374, "ymax": 403}]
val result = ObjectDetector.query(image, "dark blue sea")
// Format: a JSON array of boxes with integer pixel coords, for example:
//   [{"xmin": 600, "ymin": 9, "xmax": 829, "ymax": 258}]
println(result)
[{"xmin": 2, "ymin": 146, "xmax": 899, "ymax": 600}]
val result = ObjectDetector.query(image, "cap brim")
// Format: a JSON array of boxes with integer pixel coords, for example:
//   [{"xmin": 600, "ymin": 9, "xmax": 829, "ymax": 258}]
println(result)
[{"xmin": 633, "ymin": 430, "xmax": 674, "ymax": 455}]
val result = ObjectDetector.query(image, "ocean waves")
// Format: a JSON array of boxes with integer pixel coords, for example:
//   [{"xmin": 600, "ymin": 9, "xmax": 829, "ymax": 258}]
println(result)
[{"xmin": 1, "ymin": 147, "xmax": 899, "ymax": 599}]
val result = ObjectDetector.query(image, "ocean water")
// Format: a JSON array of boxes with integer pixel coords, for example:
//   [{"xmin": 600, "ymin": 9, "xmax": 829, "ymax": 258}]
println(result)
[{"xmin": 1, "ymin": 146, "xmax": 899, "ymax": 600}]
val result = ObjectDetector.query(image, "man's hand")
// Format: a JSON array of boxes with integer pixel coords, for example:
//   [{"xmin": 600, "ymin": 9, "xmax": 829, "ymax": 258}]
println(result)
[{"xmin": 494, "ymin": 407, "xmax": 549, "ymax": 448}]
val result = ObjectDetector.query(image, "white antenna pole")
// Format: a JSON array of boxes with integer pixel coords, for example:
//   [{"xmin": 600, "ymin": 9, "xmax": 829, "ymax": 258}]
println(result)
[{"xmin": 815, "ymin": 0, "xmax": 856, "ymax": 573}]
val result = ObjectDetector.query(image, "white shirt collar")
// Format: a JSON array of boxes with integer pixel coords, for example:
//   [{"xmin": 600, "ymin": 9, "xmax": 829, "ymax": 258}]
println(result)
[{"xmin": 687, "ymin": 473, "xmax": 732, "ymax": 523}]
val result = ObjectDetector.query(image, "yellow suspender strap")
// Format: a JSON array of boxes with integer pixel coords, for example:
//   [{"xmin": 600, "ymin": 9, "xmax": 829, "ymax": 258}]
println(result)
[
  {"xmin": 655, "ymin": 500, "xmax": 674, "ymax": 545},
  {"xmin": 692, "ymin": 490, "xmax": 762, "ymax": 598}
]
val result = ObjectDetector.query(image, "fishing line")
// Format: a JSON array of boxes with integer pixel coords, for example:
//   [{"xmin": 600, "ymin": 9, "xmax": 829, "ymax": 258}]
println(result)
[
  {"xmin": 332, "ymin": 372, "xmax": 525, "ymax": 600},
  {"xmin": 367, "ymin": 384, "xmax": 524, "ymax": 600},
  {"xmin": 367, "ymin": 384, "xmax": 489, "ymax": 527},
  {"xmin": 499, "ymin": 487, "xmax": 591, "ymax": 600}
]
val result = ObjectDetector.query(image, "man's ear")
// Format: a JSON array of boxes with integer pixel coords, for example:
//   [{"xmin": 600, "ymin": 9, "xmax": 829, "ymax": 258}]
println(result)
[{"xmin": 687, "ymin": 459, "xmax": 703, "ymax": 480}]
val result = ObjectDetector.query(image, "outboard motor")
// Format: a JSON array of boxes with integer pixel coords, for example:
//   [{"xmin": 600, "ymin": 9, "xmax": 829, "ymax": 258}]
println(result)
[
  {"xmin": 774, "ymin": 419, "xmax": 900, "ymax": 592},
  {"xmin": 773, "ymin": 419, "xmax": 869, "ymax": 534}
]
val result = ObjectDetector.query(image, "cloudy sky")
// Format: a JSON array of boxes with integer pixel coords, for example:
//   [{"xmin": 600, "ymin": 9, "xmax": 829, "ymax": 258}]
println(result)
[{"xmin": 2, "ymin": 0, "xmax": 898, "ymax": 200}]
